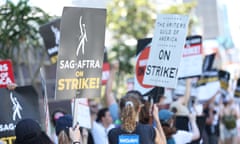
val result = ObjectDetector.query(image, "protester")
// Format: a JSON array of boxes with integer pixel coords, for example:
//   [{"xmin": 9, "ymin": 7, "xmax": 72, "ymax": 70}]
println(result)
[
  {"xmin": 15, "ymin": 118, "xmax": 54, "ymax": 144},
  {"xmin": 219, "ymin": 96, "xmax": 239, "ymax": 144},
  {"xmin": 88, "ymin": 98, "xmax": 99, "ymax": 122},
  {"xmin": 158, "ymin": 109, "xmax": 200, "ymax": 144},
  {"xmin": 108, "ymin": 92, "xmax": 166, "ymax": 144},
  {"xmin": 202, "ymin": 90, "xmax": 221, "ymax": 144},
  {"xmin": 50, "ymin": 109, "xmax": 66, "ymax": 143},
  {"xmin": 91, "ymin": 107, "xmax": 115, "ymax": 144},
  {"xmin": 55, "ymin": 114, "xmax": 88, "ymax": 144}
]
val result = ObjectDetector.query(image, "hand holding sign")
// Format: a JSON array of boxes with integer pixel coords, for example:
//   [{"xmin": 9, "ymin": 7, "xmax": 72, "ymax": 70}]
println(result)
[{"xmin": 7, "ymin": 83, "xmax": 17, "ymax": 90}]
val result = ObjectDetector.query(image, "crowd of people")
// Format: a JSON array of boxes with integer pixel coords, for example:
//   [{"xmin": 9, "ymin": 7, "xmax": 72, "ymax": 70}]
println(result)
[{"xmin": 5, "ymin": 63, "xmax": 240, "ymax": 144}]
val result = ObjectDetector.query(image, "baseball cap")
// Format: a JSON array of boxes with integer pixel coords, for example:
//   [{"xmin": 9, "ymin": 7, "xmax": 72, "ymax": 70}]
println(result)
[
  {"xmin": 158, "ymin": 109, "xmax": 174, "ymax": 122},
  {"xmin": 55, "ymin": 114, "xmax": 73, "ymax": 136}
]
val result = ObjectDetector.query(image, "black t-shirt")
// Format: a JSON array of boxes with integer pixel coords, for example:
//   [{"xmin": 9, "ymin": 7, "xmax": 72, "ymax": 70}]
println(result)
[{"xmin": 108, "ymin": 123, "xmax": 156, "ymax": 144}]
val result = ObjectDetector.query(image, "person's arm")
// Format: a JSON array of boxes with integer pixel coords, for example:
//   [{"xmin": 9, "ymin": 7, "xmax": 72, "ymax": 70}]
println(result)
[
  {"xmin": 189, "ymin": 113, "xmax": 200, "ymax": 141},
  {"xmin": 152, "ymin": 104, "xmax": 166, "ymax": 144},
  {"xmin": 183, "ymin": 79, "xmax": 192, "ymax": 106},
  {"xmin": 105, "ymin": 61, "xmax": 119, "ymax": 106},
  {"xmin": 105, "ymin": 61, "xmax": 119, "ymax": 122}
]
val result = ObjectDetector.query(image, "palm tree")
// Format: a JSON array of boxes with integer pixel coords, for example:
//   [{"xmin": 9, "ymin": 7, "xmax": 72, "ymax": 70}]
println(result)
[{"xmin": 0, "ymin": 0, "xmax": 51, "ymax": 85}]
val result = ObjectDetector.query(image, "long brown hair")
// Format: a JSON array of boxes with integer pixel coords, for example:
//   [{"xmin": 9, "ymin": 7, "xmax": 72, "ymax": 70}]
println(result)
[
  {"xmin": 58, "ymin": 130, "xmax": 71, "ymax": 144},
  {"xmin": 119, "ymin": 92, "xmax": 141, "ymax": 133}
]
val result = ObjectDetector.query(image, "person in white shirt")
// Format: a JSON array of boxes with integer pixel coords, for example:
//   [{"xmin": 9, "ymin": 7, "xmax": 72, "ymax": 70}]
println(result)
[
  {"xmin": 159, "ymin": 109, "xmax": 200, "ymax": 144},
  {"xmin": 91, "ymin": 107, "xmax": 115, "ymax": 144}
]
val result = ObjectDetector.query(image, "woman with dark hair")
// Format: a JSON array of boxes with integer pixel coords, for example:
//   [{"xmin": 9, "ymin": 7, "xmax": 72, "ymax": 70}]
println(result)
[
  {"xmin": 108, "ymin": 92, "xmax": 166, "ymax": 144},
  {"xmin": 15, "ymin": 118, "xmax": 54, "ymax": 144}
]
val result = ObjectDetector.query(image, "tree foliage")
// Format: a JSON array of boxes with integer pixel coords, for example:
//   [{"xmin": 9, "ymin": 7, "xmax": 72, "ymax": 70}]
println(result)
[
  {"xmin": 107, "ymin": 0, "xmax": 157, "ymax": 74},
  {"xmin": 0, "ymin": 0, "xmax": 51, "ymax": 84},
  {"xmin": 161, "ymin": 1, "xmax": 197, "ymax": 35}
]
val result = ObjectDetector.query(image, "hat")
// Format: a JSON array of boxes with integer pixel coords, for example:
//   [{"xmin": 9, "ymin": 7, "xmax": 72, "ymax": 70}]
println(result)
[
  {"xmin": 158, "ymin": 109, "xmax": 174, "ymax": 122},
  {"xmin": 15, "ymin": 119, "xmax": 42, "ymax": 143},
  {"xmin": 55, "ymin": 114, "xmax": 73, "ymax": 136}
]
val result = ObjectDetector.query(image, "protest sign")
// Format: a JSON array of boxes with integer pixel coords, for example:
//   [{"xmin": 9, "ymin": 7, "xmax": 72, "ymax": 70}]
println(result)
[
  {"xmin": 202, "ymin": 53, "xmax": 216, "ymax": 72},
  {"xmin": 72, "ymin": 98, "xmax": 91, "ymax": 129},
  {"xmin": 135, "ymin": 38, "xmax": 170, "ymax": 102},
  {"xmin": 55, "ymin": 7, "xmax": 106, "ymax": 100},
  {"xmin": 218, "ymin": 70, "xmax": 230, "ymax": 95},
  {"xmin": 48, "ymin": 99, "xmax": 72, "ymax": 116},
  {"xmin": 143, "ymin": 14, "xmax": 189, "ymax": 88},
  {"xmin": 196, "ymin": 70, "xmax": 219, "ymax": 86},
  {"xmin": 135, "ymin": 38, "xmax": 154, "ymax": 95},
  {"xmin": 197, "ymin": 81, "xmax": 220, "ymax": 101},
  {"xmin": 0, "ymin": 86, "xmax": 40, "ymax": 143},
  {"xmin": 178, "ymin": 35, "xmax": 203, "ymax": 78},
  {"xmin": 0, "ymin": 60, "xmax": 15, "ymax": 88},
  {"xmin": 102, "ymin": 49, "xmax": 110, "ymax": 85},
  {"xmin": 39, "ymin": 18, "xmax": 61, "ymax": 64},
  {"xmin": 40, "ymin": 68, "xmax": 51, "ymax": 136},
  {"xmin": 234, "ymin": 78, "xmax": 240, "ymax": 98}
]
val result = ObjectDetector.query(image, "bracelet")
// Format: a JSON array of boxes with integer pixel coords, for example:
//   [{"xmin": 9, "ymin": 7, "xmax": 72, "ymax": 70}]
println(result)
[{"xmin": 73, "ymin": 142, "xmax": 81, "ymax": 144}]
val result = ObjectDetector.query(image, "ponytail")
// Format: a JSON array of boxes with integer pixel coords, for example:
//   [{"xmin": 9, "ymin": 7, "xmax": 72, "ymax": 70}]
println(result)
[{"xmin": 120, "ymin": 93, "xmax": 141, "ymax": 133}]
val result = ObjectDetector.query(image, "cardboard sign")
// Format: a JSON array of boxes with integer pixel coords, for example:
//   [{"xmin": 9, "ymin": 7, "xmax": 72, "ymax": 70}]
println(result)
[
  {"xmin": 178, "ymin": 35, "xmax": 203, "ymax": 78},
  {"xmin": 39, "ymin": 18, "xmax": 61, "ymax": 64},
  {"xmin": 143, "ymin": 14, "xmax": 189, "ymax": 88},
  {"xmin": 0, "ymin": 86, "xmax": 40, "ymax": 143},
  {"xmin": 0, "ymin": 60, "xmax": 15, "ymax": 88},
  {"xmin": 55, "ymin": 7, "xmax": 106, "ymax": 100},
  {"xmin": 72, "ymin": 98, "xmax": 91, "ymax": 129}
]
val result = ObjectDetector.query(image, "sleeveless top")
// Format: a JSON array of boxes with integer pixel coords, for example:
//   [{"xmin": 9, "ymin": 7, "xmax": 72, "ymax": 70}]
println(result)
[{"xmin": 108, "ymin": 123, "xmax": 156, "ymax": 144}]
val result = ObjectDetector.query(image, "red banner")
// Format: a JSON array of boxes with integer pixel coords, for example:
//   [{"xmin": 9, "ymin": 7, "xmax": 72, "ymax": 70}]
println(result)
[
  {"xmin": 0, "ymin": 60, "xmax": 15, "ymax": 88},
  {"xmin": 102, "ymin": 62, "xmax": 110, "ymax": 85}
]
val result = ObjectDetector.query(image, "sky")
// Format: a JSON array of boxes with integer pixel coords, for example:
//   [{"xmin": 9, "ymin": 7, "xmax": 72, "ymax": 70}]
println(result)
[
  {"xmin": 29, "ymin": 0, "xmax": 71, "ymax": 16},
  {"xmin": 29, "ymin": 0, "xmax": 108, "ymax": 16},
  {"xmin": 0, "ymin": 0, "xmax": 108, "ymax": 16}
]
